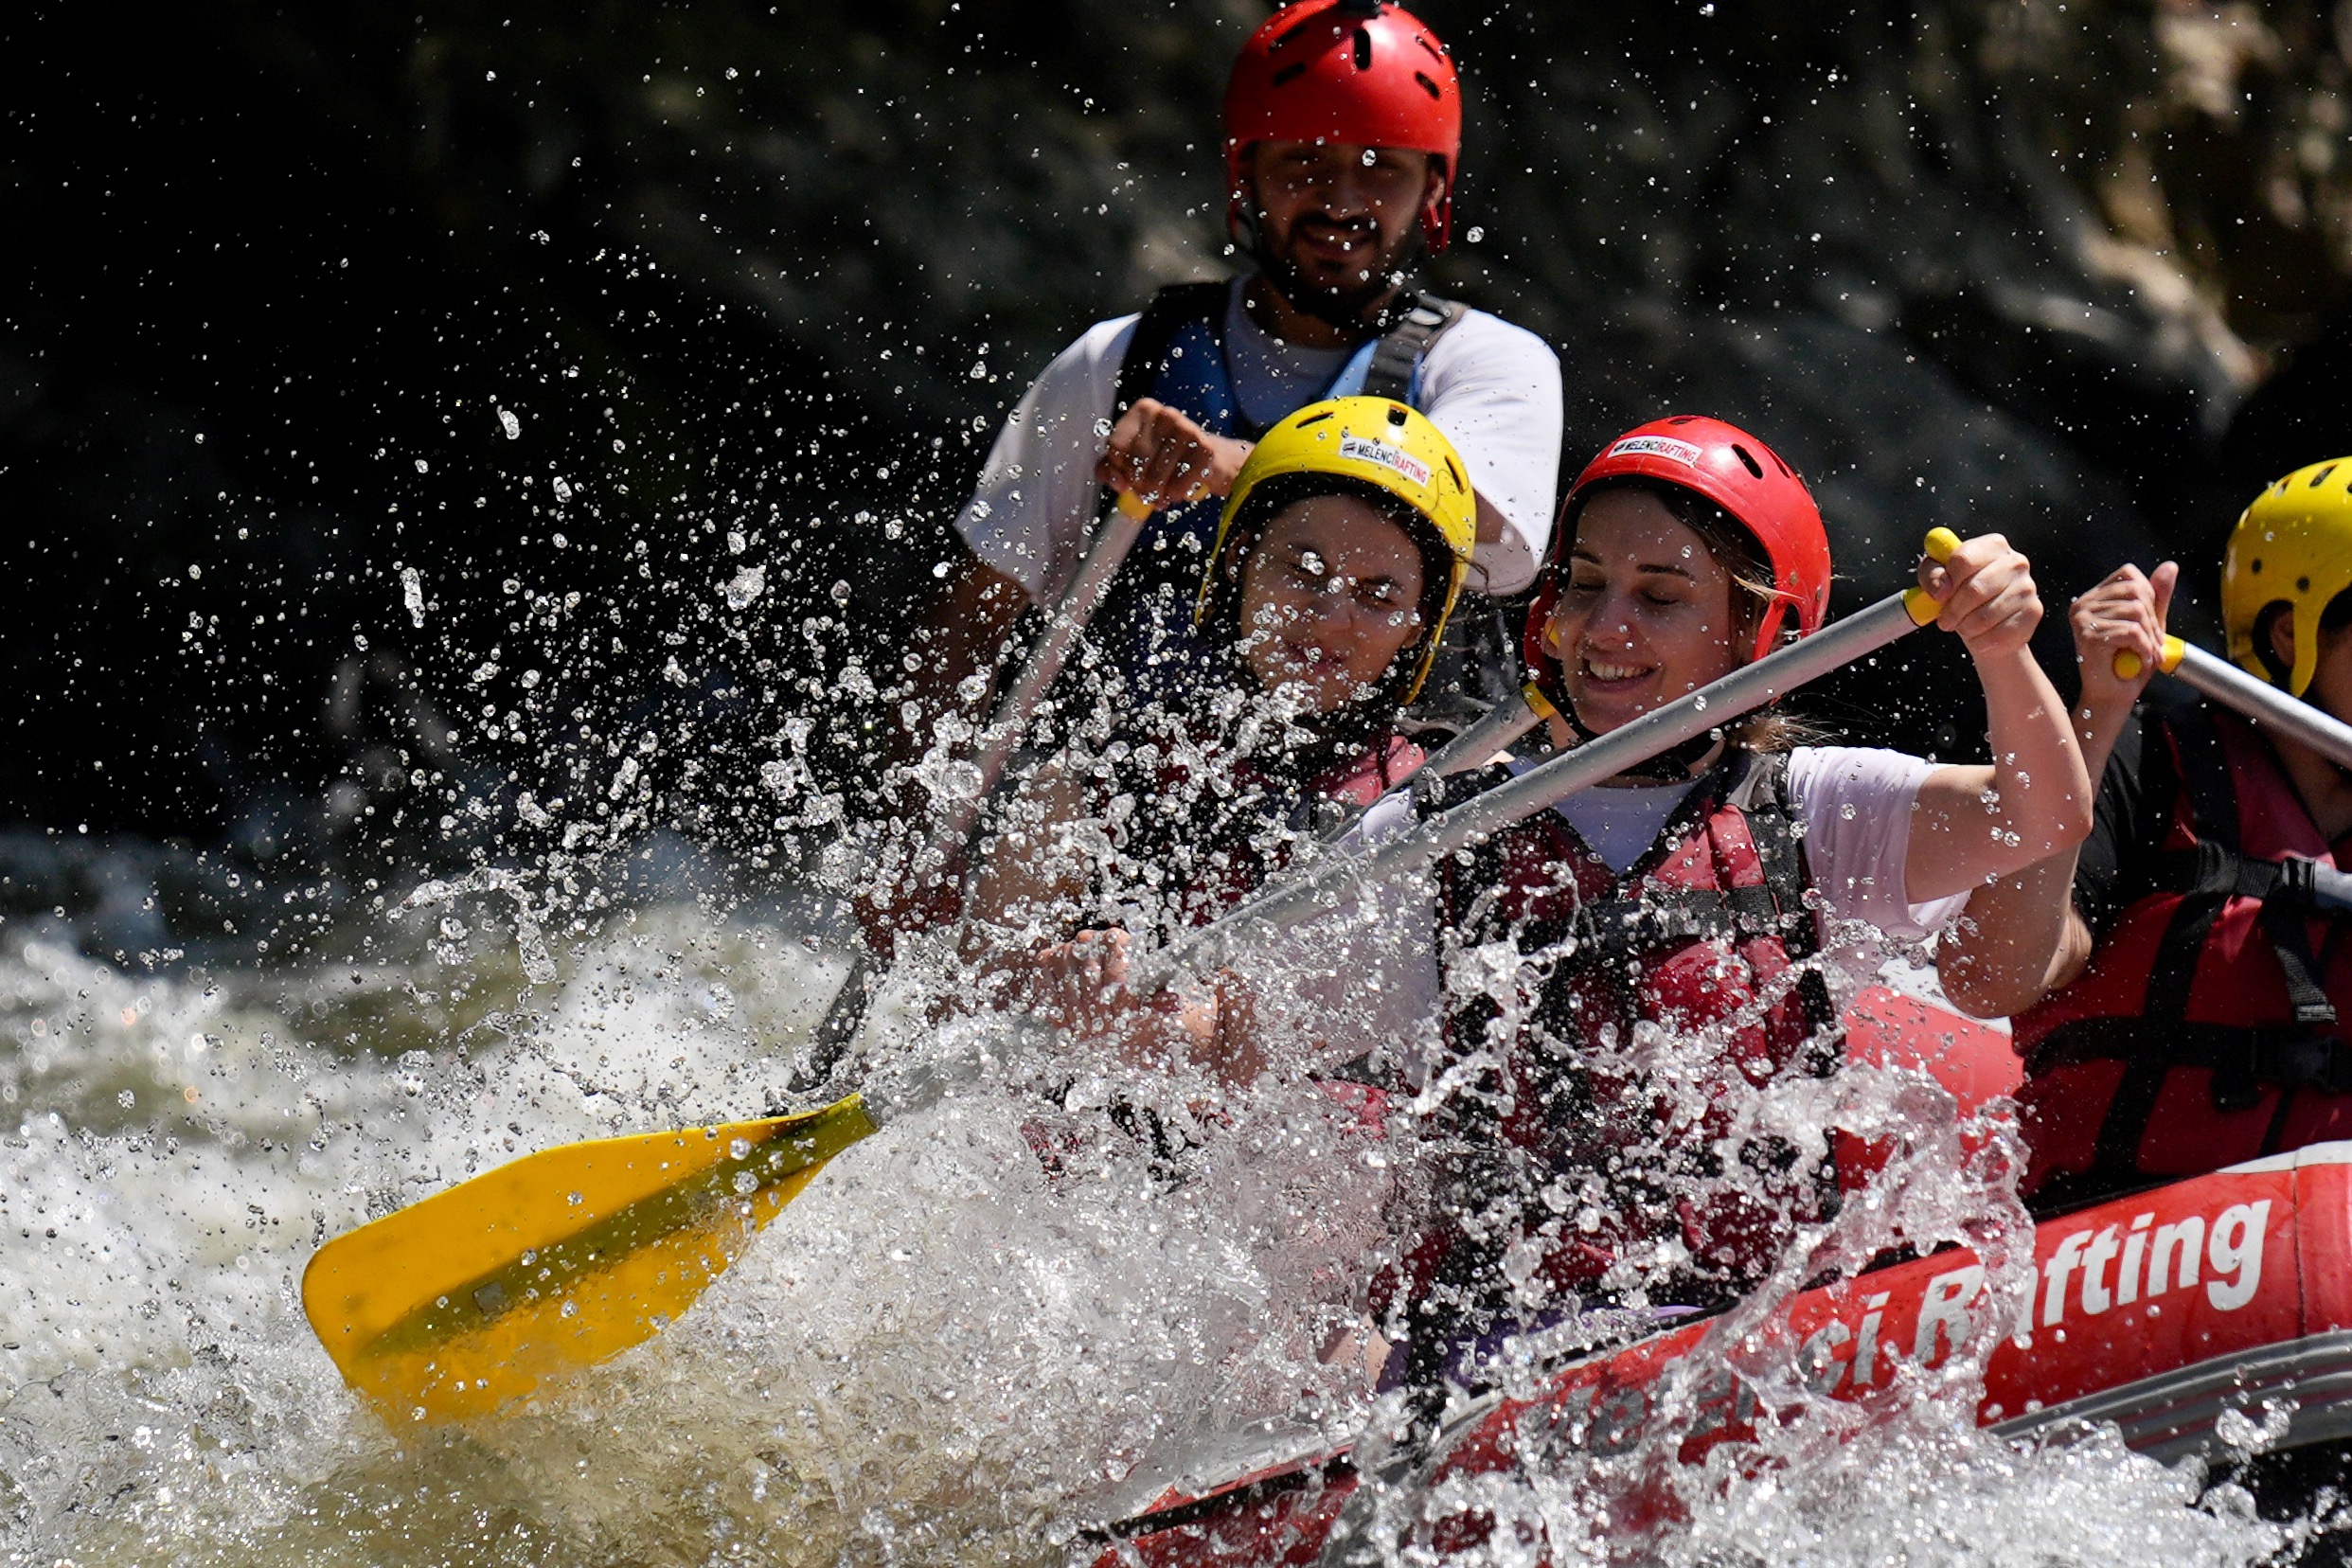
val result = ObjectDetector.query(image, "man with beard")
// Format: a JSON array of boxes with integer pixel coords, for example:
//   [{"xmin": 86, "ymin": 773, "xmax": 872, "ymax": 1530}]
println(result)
[{"xmin": 913, "ymin": 0, "xmax": 1561, "ymax": 729}]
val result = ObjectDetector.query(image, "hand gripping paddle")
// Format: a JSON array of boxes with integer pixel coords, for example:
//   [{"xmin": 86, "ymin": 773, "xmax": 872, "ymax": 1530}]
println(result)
[{"xmin": 2113, "ymin": 634, "xmax": 2352, "ymax": 772}]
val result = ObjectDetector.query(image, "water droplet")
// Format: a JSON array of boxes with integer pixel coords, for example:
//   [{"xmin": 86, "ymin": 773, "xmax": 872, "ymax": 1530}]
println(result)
[
  {"xmin": 732, "ymin": 1170, "xmax": 758, "ymax": 1195},
  {"xmin": 497, "ymin": 408, "xmax": 521, "ymax": 440},
  {"xmin": 401, "ymin": 567, "xmax": 426, "ymax": 628},
  {"xmin": 724, "ymin": 565, "xmax": 766, "ymax": 611},
  {"xmin": 550, "ymin": 474, "xmax": 573, "ymax": 501},
  {"xmin": 567, "ymin": 1191, "xmax": 584, "ymax": 1206}
]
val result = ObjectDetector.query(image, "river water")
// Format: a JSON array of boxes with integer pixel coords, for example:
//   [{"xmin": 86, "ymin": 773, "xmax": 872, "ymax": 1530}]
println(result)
[{"xmin": 0, "ymin": 820, "xmax": 2335, "ymax": 1564}]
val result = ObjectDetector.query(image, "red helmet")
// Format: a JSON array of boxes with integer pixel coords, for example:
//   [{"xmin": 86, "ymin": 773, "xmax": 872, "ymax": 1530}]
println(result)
[
  {"xmin": 1525, "ymin": 417, "xmax": 1834, "ymax": 679},
  {"xmin": 1222, "ymin": 0, "xmax": 1464, "ymax": 253}
]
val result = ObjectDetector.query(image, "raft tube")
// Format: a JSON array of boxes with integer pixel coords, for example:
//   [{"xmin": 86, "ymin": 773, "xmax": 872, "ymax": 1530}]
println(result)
[{"xmin": 1089, "ymin": 993, "xmax": 2352, "ymax": 1563}]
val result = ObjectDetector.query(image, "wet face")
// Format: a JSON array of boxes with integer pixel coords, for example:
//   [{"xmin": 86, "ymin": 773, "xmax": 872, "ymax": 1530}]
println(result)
[
  {"xmin": 1234, "ymin": 494, "xmax": 1429, "ymax": 713},
  {"xmin": 1542, "ymin": 488, "xmax": 1743, "ymax": 736},
  {"xmin": 1247, "ymin": 140, "xmax": 1438, "ymax": 320}
]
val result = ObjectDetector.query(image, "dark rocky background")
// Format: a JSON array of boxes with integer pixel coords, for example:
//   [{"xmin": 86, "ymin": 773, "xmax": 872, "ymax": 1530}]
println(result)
[{"xmin": 7, "ymin": 0, "xmax": 2351, "ymax": 925}]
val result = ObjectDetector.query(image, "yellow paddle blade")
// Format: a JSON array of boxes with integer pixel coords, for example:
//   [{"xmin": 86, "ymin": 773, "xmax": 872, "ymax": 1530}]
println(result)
[{"xmin": 301, "ymin": 1093, "xmax": 879, "ymax": 1422}]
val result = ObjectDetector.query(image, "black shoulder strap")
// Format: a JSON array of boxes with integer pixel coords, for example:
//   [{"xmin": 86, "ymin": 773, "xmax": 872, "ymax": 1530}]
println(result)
[
  {"xmin": 1112, "ymin": 280, "xmax": 1232, "ymax": 423},
  {"xmin": 1359, "ymin": 292, "xmax": 1465, "ymax": 403},
  {"xmin": 1725, "ymin": 751, "xmax": 1824, "ymax": 964},
  {"xmin": 2169, "ymin": 705, "xmax": 2243, "ymax": 855}
]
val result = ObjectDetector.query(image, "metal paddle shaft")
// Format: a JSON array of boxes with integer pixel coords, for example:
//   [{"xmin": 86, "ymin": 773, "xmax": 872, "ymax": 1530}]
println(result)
[
  {"xmin": 932, "ymin": 490, "xmax": 1154, "ymax": 850},
  {"xmin": 1416, "ymin": 681, "xmax": 1559, "ymax": 778},
  {"xmin": 2121, "ymin": 635, "xmax": 2352, "ymax": 775},
  {"xmin": 805, "ymin": 491, "xmax": 1153, "ymax": 1074},
  {"xmin": 1151, "ymin": 558, "xmax": 1951, "ymax": 988}
]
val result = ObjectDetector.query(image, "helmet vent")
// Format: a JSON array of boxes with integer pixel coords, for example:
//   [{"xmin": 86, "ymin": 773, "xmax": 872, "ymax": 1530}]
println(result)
[
  {"xmin": 1274, "ymin": 17, "xmax": 1320, "ymax": 47},
  {"xmin": 1271, "ymin": 62, "xmax": 1309, "ymax": 87},
  {"xmin": 1416, "ymin": 35, "xmax": 1446, "ymax": 62},
  {"xmin": 2302, "ymin": 576, "xmax": 2314, "ymax": 592},
  {"xmin": 1386, "ymin": 403, "xmax": 1409, "ymax": 425},
  {"xmin": 1445, "ymin": 456, "xmax": 1465, "ymax": 490},
  {"xmin": 2314, "ymin": 464, "xmax": 2340, "ymax": 488},
  {"xmin": 1414, "ymin": 70, "xmax": 1442, "ymax": 100},
  {"xmin": 1669, "ymin": 415, "xmax": 1698, "ymax": 424},
  {"xmin": 1295, "ymin": 409, "xmax": 1334, "ymax": 428},
  {"xmin": 1353, "ymin": 27, "xmax": 1374, "ymax": 70},
  {"xmin": 2252, "ymin": 558, "xmax": 2265, "ymax": 574},
  {"xmin": 1731, "ymin": 443, "xmax": 1766, "ymax": 480}
]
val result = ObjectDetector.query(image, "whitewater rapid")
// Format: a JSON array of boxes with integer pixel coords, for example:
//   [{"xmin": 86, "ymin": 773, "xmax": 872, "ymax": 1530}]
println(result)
[{"xmin": 0, "ymin": 850, "xmax": 2325, "ymax": 1564}]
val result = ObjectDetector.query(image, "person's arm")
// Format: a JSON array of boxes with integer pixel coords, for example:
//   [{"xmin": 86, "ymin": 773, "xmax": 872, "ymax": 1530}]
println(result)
[
  {"xmin": 1024, "ymin": 929, "xmax": 1263, "ymax": 1085},
  {"xmin": 889, "ymin": 551, "xmax": 1033, "ymax": 767},
  {"xmin": 896, "ymin": 320, "xmax": 1132, "ymax": 758},
  {"xmin": 1415, "ymin": 314, "xmax": 1563, "ymax": 595},
  {"xmin": 1898, "ymin": 535, "xmax": 2095, "ymax": 907},
  {"xmin": 959, "ymin": 757, "xmax": 1096, "ymax": 950},
  {"xmin": 1936, "ymin": 564, "xmax": 2176, "ymax": 1017}
]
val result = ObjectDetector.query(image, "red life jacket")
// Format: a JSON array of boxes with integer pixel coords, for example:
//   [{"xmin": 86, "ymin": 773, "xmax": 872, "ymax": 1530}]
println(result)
[
  {"xmin": 1420, "ymin": 750, "xmax": 1837, "ymax": 1317},
  {"xmin": 2014, "ymin": 705, "xmax": 2352, "ymax": 1205}
]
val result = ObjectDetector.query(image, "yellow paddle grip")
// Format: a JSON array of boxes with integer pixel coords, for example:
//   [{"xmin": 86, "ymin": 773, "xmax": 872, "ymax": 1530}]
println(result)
[
  {"xmin": 1114, "ymin": 490, "xmax": 1153, "ymax": 521},
  {"xmin": 1902, "ymin": 527, "xmax": 1965, "ymax": 627},
  {"xmin": 2111, "ymin": 634, "xmax": 2186, "ymax": 682},
  {"xmin": 1521, "ymin": 681, "xmax": 1560, "ymax": 723}
]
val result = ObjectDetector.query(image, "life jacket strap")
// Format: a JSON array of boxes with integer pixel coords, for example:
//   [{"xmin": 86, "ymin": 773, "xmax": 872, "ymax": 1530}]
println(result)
[
  {"xmin": 2157, "ymin": 845, "xmax": 2340, "ymax": 1026},
  {"xmin": 2029, "ymin": 1016, "xmax": 2352, "ymax": 1110},
  {"xmin": 1359, "ymin": 294, "xmax": 1463, "ymax": 403}
]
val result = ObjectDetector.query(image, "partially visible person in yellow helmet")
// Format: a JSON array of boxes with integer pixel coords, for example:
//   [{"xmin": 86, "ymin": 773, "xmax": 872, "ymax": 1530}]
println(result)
[
  {"xmin": 1939, "ymin": 457, "xmax": 2352, "ymax": 1207},
  {"xmin": 959, "ymin": 396, "xmax": 1474, "ymax": 1078}
]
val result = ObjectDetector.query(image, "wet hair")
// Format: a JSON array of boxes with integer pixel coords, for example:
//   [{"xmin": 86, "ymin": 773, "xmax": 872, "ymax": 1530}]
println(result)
[{"xmin": 1564, "ymin": 475, "xmax": 1815, "ymax": 754}]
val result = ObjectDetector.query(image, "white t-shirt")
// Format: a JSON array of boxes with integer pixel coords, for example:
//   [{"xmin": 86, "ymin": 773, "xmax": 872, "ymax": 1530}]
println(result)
[
  {"xmin": 1256, "ymin": 746, "xmax": 1970, "ymax": 1077},
  {"xmin": 954, "ymin": 276, "xmax": 1564, "ymax": 601}
]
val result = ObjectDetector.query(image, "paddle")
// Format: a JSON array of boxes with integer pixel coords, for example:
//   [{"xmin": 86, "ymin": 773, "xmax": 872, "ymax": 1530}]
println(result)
[
  {"xmin": 1413, "ymin": 680, "xmax": 1559, "ymax": 778},
  {"xmin": 805, "ymin": 490, "xmax": 1156, "ymax": 1074},
  {"xmin": 2114, "ymin": 634, "xmax": 2352, "ymax": 772},
  {"xmin": 303, "ymin": 529, "xmax": 1960, "ymax": 1421},
  {"xmin": 300, "ymin": 1059, "xmax": 983, "ymax": 1422}
]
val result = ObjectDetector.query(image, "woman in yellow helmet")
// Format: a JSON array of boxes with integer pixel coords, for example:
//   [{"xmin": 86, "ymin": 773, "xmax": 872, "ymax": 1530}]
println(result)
[
  {"xmin": 1943, "ymin": 457, "xmax": 2352, "ymax": 1206},
  {"xmin": 959, "ymin": 396, "xmax": 1475, "ymax": 1075}
]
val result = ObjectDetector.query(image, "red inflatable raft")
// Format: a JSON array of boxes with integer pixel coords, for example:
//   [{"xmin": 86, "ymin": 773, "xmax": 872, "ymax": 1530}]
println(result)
[{"xmin": 1087, "ymin": 989, "xmax": 2352, "ymax": 1563}]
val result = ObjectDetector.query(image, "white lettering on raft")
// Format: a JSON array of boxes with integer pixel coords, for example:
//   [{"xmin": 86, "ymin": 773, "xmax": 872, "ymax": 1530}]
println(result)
[
  {"xmin": 1531, "ymin": 1198, "xmax": 2278, "ymax": 1457},
  {"xmin": 2037, "ymin": 1200, "xmax": 2271, "ymax": 1328}
]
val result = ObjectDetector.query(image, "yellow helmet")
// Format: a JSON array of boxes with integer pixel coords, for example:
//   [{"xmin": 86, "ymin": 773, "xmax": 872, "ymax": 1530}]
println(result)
[
  {"xmin": 1194, "ymin": 396, "xmax": 1477, "ymax": 704},
  {"xmin": 2222, "ymin": 456, "xmax": 2352, "ymax": 695}
]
